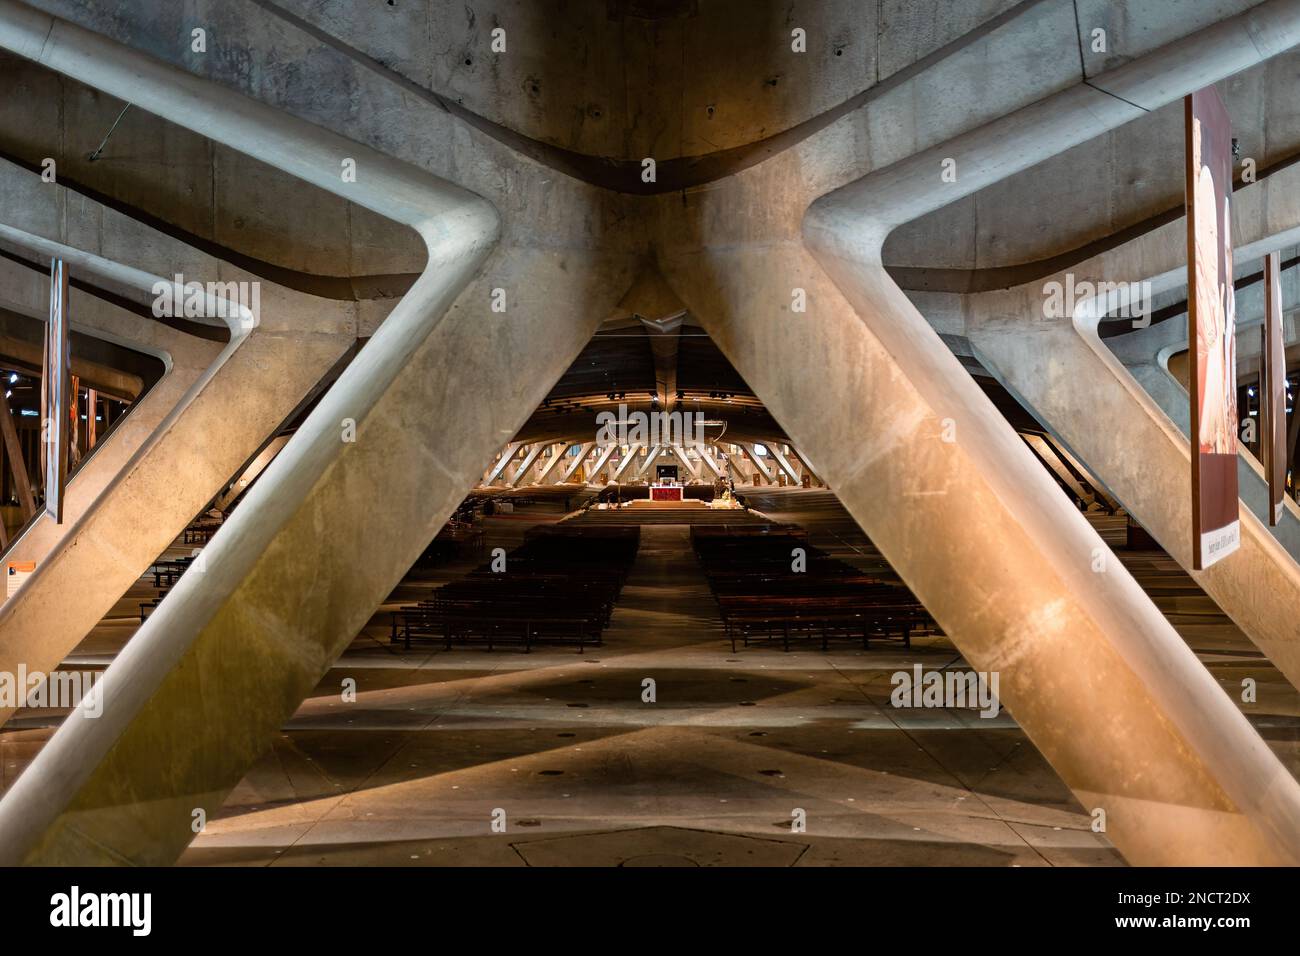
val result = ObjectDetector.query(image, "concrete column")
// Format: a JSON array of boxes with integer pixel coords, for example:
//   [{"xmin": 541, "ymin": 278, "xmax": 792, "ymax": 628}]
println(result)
[
  {"xmin": 0, "ymin": 229, "xmax": 223, "ymax": 559},
  {"xmin": 214, "ymin": 435, "xmax": 291, "ymax": 512},
  {"xmin": 653, "ymin": 0, "xmax": 1300, "ymax": 864},
  {"xmin": 669, "ymin": 443, "xmax": 701, "ymax": 480},
  {"xmin": 535, "ymin": 442, "xmax": 575, "ymax": 484},
  {"xmin": 634, "ymin": 444, "xmax": 661, "ymax": 479},
  {"xmin": 484, "ymin": 442, "xmax": 521, "ymax": 485},
  {"xmin": 611, "ymin": 444, "xmax": 645, "ymax": 482},
  {"xmin": 789, "ymin": 445, "xmax": 825, "ymax": 488},
  {"xmin": 697, "ymin": 445, "xmax": 725, "ymax": 478},
  {"xmin": 738, "ymin": 442, "xmax": 775, "ymax": 485},
  {"xmin": 506, "ymin": 443, "xmax": 546, "ymax": 487},
  {"xmin": 586, "ymin": 443, "xmax": 619, "ymax": 485},
  {"xmin": 966, "ymin": 163, "xmax": 1300, "ymax": 694},
  {"xmin": 558, "ymin": 441, "xmax": 595, "ymax": 483},
  {"xmin": 768, "ymin": 444, "xmax": 802, "ymax": 485},
  {"xmin": 1023, "ymin": 433, "xmax": 1093, "ymax": 508},
  {"xmin": 0, "ymin": 228, "xmax": 350, "ymax": 733}
]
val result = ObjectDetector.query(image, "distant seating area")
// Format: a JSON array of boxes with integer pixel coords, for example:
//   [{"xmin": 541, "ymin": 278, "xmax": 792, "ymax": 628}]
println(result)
[
  {"xmin": 140, "ymin": 555, "xmax": 197, "ymax": 621},
  {"xmin": 390, "ymin": 525, "xmax": 640, "ymax": 652},
  {"xmin": 409, "ymin": 523, "xmax": 486, "ymax": 566},
  {"xmin": 182, "ymin": 515, "xmax": 223, "ymax": 544},
  {"xmin": 691, "ymin": 527, "xmax": 932, "ymax": 651}
]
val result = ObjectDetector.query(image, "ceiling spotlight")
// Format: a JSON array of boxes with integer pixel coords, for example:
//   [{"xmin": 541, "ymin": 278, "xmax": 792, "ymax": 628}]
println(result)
[{"xmin": 7, "ymin": 373, "xmax": 15, "ymax": 384}]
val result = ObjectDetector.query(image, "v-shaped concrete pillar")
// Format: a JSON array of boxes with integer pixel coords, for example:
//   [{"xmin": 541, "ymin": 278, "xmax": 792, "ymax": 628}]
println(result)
[
  {"xmin": 657, "ymin": 0, "xmax": 1300, "ymax": 865},
  {"xmin": 6, "ymin": 0, "xmax": 1300, "ymax": 870},
  {"xmin": 0, "ymin": 227, "xmax": 223, "ymax": 584},
  {"xmin": 0, "ymin": 187, "xmax": 355, "ymax": 734},
  {"xmin": 0, "ymin": 3, "xmax": 636, "ymax": 866},
  {"xmin": 967, "ymin": 163, "xmax": 1300, "ymax": 693}
]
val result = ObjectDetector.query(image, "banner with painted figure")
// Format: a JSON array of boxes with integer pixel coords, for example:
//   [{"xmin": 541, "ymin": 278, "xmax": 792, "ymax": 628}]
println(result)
[
  {"xmin": 42, "ymin": 257, "xmax": 70, "ymax": 524},
  {"xmin": 1263, "ymin": 252, "xmax": 1287, "ymax": 525},
  {"xmin": 1185, "ymin": 87, "xmax": 1239, "ymax": 569}
]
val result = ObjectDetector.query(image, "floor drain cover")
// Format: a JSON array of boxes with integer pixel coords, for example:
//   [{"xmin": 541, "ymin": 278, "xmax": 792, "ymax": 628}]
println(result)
[
  {"xmin": 539, "ymin": 770, "xmax": 564, "ymax": 776},
  {"xmin": 557, "ymin": 732, "xmax": 576, "ymax": 738},
  {"xmin": 738, "ymin": 701, "xmax": 756, "ymax": 706},
  {"xmin": 759, "ymin": 769, "xmax": 784, "ymax": 777},
  {"xmin": 619, "ymin": 854, "xmax": 700, "ymax": 867},
  {"xmin": 748, "ymin": 731, "xmax": 767, "ymax": 737}
]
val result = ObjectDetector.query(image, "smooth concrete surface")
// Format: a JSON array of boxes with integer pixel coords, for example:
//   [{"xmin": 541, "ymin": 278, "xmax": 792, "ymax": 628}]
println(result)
[
  {"xmin": 965, "ymin": 160, "xmax": 1300, "ymax": 698},
  {"xmin": 654, "ymin": 1, "xmax": 1300, "ymax": 865},
  {"xmin": 0, "ymin": 179, "xmax": 353, "ymax": 732},
  {"xmin": 2, "ymin": 0, "xmax": 1300, "ymax": 869},
  {"xmin": 0, "ymin": 0, "xmax": 503, "ymax": 865}
]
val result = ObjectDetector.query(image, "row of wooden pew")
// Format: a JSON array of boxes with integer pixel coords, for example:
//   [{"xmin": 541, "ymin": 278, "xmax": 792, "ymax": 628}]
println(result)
[
  {"xmin": 691, "ymin": 527, "xmax": 932, "ymax": 651},
  {"xmin": 390, "ymin": 525, "xmax": 640, "ymax": 653}
]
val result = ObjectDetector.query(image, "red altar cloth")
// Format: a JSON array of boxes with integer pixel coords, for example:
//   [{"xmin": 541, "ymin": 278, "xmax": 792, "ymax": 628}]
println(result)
[{"xmin": 650, "ymin": 486, "xmax": 683, "ymax": 502}]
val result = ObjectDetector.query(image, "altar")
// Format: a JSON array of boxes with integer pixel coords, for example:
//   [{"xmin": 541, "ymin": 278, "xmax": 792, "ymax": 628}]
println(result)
[{"xmin": 650, "ymin": 485, "xmax": 683, "ymax": 502}]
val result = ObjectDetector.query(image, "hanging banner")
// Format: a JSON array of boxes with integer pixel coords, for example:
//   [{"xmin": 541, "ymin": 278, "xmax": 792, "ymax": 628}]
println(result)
[
  {"xmin": 1262, "ymin": 252, "xmax": 1287, "ymax": 525},
  {"xmin": 42, "ymin": 257, "xmax": 71, "ymax": 524},
  {"xmin": 1186, "ymin": 88, "xmax": 1239, "ymax": 570}
]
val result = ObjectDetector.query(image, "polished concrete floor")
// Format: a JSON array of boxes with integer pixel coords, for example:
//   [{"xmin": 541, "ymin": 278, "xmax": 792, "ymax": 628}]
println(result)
[{"xmin": 3, "ymin": 488, "xmax": 1297, "ymax": 866}]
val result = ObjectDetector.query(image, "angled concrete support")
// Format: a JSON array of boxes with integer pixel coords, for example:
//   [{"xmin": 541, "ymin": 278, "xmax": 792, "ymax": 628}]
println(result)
[
  {"xmin": 586, "ymin": 443, "xmax": 619, "ymax": 484},
  {"xmin": 787, "ymin": 445, "xmax": 823, "ymax": 487},
  {"xmin": 0, "ymin": 385, "xmax": 34, "ymax": 522},
  {"xmin": 0, "ymin": 227, "xmax": 223, "ymax": 576},
  {"xmin": 634, "ymin": 444, "xmax": 661, "ymax": 479},
  {"xmin": 968, "ymin": 160, "xmax": 1300, "ymax": 692},
  {"xmin": 697, "ymin": 445, "xmax": 725, "ymax": 478},
  {"xmin": 1042, "ymin": 434, "xmax": 1119, "ymax": 512},
  {"xmin": 767, "ymin": 445, "xmax": 802, "ymax": 485},
  {"xmin": 1023, "ymin": 433, "xmax": 1092, "ymax": 507},
  {"xmin": 558, "ymin": 441, "xmax": 594, "ymax": 483},
  {"xmin": 611, "ymin": 444, "xmax": 645, "ymax": 482},
  {"xmin": 214, "ymin": 435, "xmax": 290, "ymax": 512},
  {"xmin": 659, "ymin": 0, "xmax": 1300, "ymax": 865},
  {"xmin": 667, "ymin": 443, "xmax": 699, "ymax": 480},
  {"xmin": 484, "ymin": 441, "xmax": 521, "ymax": 485},
  {"xmin": 738, "ymin": 442, "xmax": 775, "ymax": 485},
  {"xmin": 0, "ymin": 225, "xmax": 350, "ymax": 736},
  {"xmin": 0, "ymin": 2, "xmax": 641, "ymax": 867},
  {"xmin": 535, "ymin": 442, "xmax": 574, "ymax": 484},
  {"xmin": 506, "ymin": 442, "xmax": 546, "ymax": 487}
]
